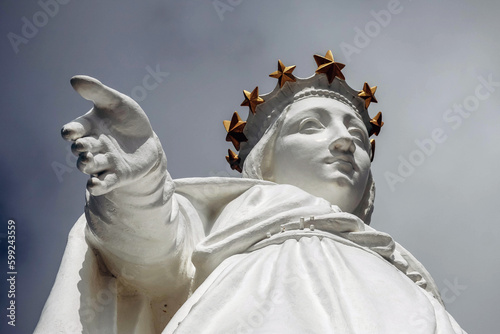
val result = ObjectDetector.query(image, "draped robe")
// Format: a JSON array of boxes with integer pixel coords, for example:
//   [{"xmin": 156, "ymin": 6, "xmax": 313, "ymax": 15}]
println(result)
[{"xmin": 35, "ymin": 177, "xmax": 466, "ymax": 334}]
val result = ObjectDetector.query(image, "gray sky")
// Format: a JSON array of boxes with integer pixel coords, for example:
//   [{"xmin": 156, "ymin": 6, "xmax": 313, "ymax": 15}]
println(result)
[{"xmin": 1, "ymin": 0, "xmax": 499, "ymax": 332}]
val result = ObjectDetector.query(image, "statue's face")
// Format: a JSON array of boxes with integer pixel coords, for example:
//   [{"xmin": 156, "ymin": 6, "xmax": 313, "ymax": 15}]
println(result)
[{"xmin": 272, "ymin": 97, "xmax": 371, "ymax": 213}]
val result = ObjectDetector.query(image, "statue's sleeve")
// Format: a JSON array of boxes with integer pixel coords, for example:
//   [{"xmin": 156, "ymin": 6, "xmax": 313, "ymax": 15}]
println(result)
[{"xmin": 83, "ymin": 153, "xmax": 205, "ymax": 298}]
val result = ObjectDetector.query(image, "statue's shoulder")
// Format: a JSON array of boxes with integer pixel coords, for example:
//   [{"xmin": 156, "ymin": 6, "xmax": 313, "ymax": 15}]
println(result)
[
  {"xmin": 173, "ymin": 177, "xmax": 272, "ymax": 198},
  {"xmin": 173, "ymin": 177, "xmax": 311, "ymax": 205},
  {"xmin": 172, "ymin": 176, "xmax": 272, "ymax": 217}
]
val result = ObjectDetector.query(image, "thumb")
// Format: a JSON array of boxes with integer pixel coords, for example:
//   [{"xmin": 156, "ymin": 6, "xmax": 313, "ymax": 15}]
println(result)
[{"xmin": 70, "ymin": 75, "xmax": 124, "ymax": 110}]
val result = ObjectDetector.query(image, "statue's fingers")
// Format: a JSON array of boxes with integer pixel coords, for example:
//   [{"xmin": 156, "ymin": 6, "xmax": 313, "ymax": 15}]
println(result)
[
  {"xmin": 78, "ymin": 152, "xmax": 94, "ymax": 164},
  {"xmin": 71, "ymin": 137, "xmax": 103, "ymax": 156},
  {"xmin": 87, "ymin": 172, "xmax": 119, "ymax": 196},
  {"xmin": 77, "ymin": 153, "xmax": 112, "ymax": 175},
  {"xmin": 70, "ymin": 75, "xmax": 123, "ymax": 110},
  {"xmin": 61, "ymin": 116, "xmax": 92, "ymax": 141}
]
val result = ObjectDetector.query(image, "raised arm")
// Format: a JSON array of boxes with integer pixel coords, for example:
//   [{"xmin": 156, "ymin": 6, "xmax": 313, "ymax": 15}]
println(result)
[{"xmin": 61, "ymin": 76, "xmax": 196, "ymax": 297}]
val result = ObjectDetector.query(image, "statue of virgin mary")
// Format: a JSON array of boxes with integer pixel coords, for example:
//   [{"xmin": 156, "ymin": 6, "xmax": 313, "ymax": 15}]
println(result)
[{"xmin": 35, "ymin": 51, "xmax": 467, "ymax": 334}]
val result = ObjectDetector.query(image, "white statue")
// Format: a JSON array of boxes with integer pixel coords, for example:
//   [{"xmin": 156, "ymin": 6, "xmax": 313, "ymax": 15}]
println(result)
[{"xmin": 35, "ymin": 51, "xmax": 467, "ymax": 333}]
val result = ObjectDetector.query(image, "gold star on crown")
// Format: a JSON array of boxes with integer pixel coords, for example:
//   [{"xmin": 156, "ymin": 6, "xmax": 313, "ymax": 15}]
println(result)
[
  {"xmin": 223, "ymin": 111, "xmax": 248, "ymax": 150},
  {"xmin": 225, "ymin": 149, "xmax": 242, "ymax": 172},
  {"xmin": 269, "ymin": 60, "xmax": 296, "ymax": 88},
  {"xmin": 358, "ymin": 82, "xmax": 378, "ymax": 109},
  {"xmin": 241, "ymin": 87, "xmax": 264, "ymax": 114},
  {"xmin": 370, "ymin": 139, "xmax": 376, "ymax": 162},
  {"xmin": 223, "ymin": 50, "xmax": 386, "ymax": 172},
  {"xmin": 369, "ymin": 111, "xmax": 384, "ymax": 136},
  {"xmin": 313, "ymin": 50, "xmax": 345, "ymax": 83}
]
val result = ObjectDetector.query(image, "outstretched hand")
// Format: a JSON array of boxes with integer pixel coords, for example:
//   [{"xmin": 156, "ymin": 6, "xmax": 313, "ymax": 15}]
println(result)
[{"xmin": 61, "ymin": 75, "xmax": 163, "ymax": 196}]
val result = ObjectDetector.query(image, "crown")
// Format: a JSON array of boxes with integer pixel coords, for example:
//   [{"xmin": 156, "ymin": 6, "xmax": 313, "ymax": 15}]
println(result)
[{"xmin": 223, "ymin": 50, "xmax": 384, "ymax": 172}]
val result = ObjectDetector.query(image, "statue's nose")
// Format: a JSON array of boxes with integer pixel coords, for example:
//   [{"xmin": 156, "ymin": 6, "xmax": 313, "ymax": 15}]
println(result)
[{"xmin": 329, "ymin": 135, "xmax": 355, "ymax": 154}]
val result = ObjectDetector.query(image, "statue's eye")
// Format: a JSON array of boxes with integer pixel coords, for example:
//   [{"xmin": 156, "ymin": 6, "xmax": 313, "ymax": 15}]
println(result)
[
  {"xmin": 298, "ymin": 118, "xmax": 324, "ymax": 134},
  {"xmin": 348, "ymin": 127, "xmax": 367, "ymax": 144},
  {"xmin": 348, "ymin": 128, "xmax": 363, "ymax": 139}
]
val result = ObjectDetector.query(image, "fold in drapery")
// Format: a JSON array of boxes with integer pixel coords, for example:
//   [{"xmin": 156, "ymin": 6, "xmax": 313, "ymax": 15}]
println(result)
[
  {"xmin": 36, "ymin": 179, "xmax": 465, "ymax": 334},
  {"xmin": 166, "ymin": 184, "xmax": 463, "ymax": 333}
]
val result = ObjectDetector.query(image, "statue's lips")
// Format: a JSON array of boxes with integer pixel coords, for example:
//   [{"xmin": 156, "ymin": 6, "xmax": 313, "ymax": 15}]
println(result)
[{"xmin": 324, "ymin": 155, "xmax": 356, "ymax": 171}]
